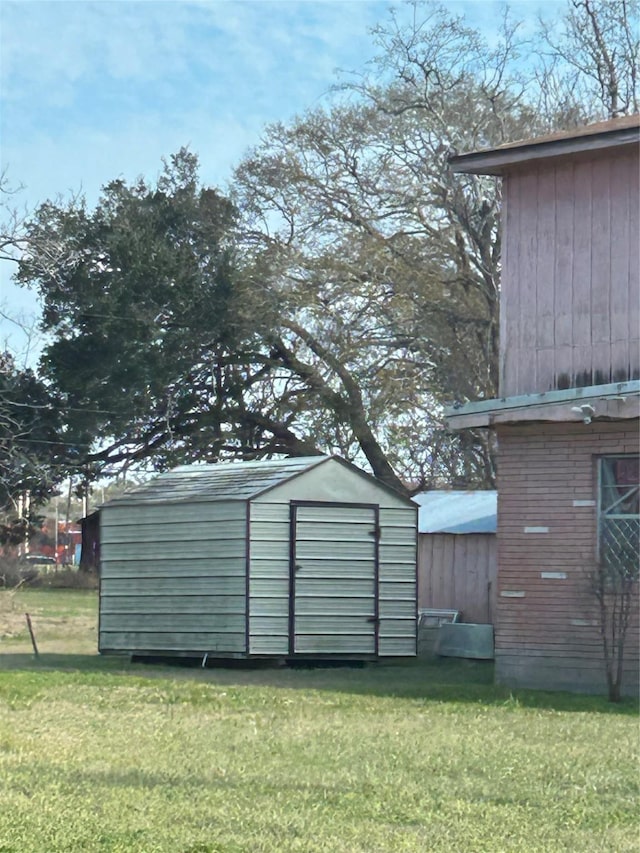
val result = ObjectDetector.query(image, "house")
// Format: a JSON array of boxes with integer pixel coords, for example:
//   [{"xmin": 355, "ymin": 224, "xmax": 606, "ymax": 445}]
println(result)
[
  {"xmin": 446, "ymin": 115, "xmax": 640, "ymax": 695},
  {"xmin": 413, "ymin": 490, "xmax": 497, "ymax": 624},
  {"xmin": 98, "ymin": 455, "xmax": 417, "ymax": 661}
]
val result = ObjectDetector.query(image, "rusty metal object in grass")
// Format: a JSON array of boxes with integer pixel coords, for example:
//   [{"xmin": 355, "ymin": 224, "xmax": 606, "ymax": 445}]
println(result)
[{"xmin": 25, "ymin": 612, "xmax": 39, "ymax": 657}]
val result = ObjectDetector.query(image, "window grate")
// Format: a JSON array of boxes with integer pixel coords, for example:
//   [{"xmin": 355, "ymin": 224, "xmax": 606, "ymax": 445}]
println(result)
[{"xmin": 599, "ymin": 456, "xmax": 640, "ymax": 580}]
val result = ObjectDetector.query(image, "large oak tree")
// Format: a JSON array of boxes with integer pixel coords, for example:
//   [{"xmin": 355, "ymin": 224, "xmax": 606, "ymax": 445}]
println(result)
[{"xmin": 12, "ymin": 0, "xmax": 639, "ymax": 496}]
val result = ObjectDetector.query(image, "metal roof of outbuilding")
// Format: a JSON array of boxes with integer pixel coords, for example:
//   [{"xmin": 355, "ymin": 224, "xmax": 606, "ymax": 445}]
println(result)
[
  {"xmin": 104, "ymin": 456, "xmax": 329, "ymax": 505},
  {"xmin": 412, "ymin": 490, "xmax": 497, "ymax": 534}
]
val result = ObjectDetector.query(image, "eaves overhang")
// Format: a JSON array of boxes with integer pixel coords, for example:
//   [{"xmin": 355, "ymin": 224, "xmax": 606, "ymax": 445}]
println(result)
[
  {"xmin": 449, "ymin": 115, "xmax": 640, "ymax": 176},
  {"xmin": 445, "ymin": 381, "xmax": 640, "ymax": 430}
]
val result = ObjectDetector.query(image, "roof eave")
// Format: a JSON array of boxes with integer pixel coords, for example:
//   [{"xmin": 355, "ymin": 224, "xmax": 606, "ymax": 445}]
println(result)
[
  {"xmin": 445, "ymin": 381, "xmax": 640, "ymax": 429},
  {"xmin": 449, "ymin": 126, "xmax": 640, "ymax": 176}
]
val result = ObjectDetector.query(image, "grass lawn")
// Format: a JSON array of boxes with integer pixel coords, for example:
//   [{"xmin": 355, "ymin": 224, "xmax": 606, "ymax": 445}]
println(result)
[{"xmin": 0, "ymin": 589, "xmax": 638, "ymax": 852}]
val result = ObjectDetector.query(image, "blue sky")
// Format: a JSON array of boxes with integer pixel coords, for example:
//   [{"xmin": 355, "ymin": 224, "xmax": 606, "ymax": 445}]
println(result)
[{"xmin": 1, "ymin": 0, "xmax": 562, "ymax": 360}]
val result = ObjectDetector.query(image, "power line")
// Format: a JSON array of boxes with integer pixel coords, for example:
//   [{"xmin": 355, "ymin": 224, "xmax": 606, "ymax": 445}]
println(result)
[
  {"xmin": 8, "ymin": 437, "xmax": 96, "ymax": 448},
  {"xmin": 2, "ymin": 399, "xmax": 118, "ymax": 416}
]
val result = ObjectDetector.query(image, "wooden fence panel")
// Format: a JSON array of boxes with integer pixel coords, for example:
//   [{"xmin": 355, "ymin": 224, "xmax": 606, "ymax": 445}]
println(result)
[{"xmin": 418, "ymin": 533, "xmax": 497, "ymax": 624}]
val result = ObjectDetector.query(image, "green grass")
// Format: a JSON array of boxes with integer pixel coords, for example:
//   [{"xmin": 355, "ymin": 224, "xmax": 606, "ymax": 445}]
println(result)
[
  {"xmin": 0, "ymin": 590, "xmax": 638, "ymax": 852},
  {"xmin": 0, "ymin": 587, "xmax": 98, "ymax": 653}
]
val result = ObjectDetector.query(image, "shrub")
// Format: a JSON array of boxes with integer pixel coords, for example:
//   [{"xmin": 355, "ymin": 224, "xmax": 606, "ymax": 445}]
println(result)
[
  {"xmin": 39, "ymin": 569, "xmax": 99, "ymax": 590},
  {"xmin": 0, "ymin": 557, "xmax": 39, "ymax": 588}
]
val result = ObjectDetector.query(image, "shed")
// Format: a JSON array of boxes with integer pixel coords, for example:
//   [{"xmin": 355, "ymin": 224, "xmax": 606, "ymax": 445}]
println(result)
[
  {"xmin": 99, "ymin": 456, "xmax": 417, "ymax": 660},
  {"xmin": 413, "ymin": 491, "xmax": 497, "ymax": 624}
]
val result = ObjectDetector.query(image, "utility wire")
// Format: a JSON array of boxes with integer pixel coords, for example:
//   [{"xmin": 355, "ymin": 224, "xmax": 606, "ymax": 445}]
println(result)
[
  {"xmin": 8, "ymin": 437, "xmax": 96, "ymax": 448},
  {"xmin": 2, "ymin": 399, "xmax": 119, "ymax": 416}
]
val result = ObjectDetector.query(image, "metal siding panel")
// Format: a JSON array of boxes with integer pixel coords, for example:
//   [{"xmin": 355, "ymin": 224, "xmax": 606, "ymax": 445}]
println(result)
[
  {"xmin": 248, "ymin": 635, "xmax": 289, "ymax": 654},
  {"xmin": 248, "ymin": 488, "xmax": 416, "ymax": 658},
  {"xmin": 100, "ymin": 613, "xmax": 246, "ymax": 633},
  {"xmin": 378, "ymin": 561, "xmax": 417, "ymax": 582},
  {"xmin": 253, "ymin": 458, "xmax": 411, "ymax": 509},
  {"xmin": 294, "ymin": 577, "xmax": 376, "ymax": 597},
  {"xmin": 296, "ymin": 541, "xmax": 375, "ymax": 561},
  {"xmin": 380, "ymin": 526, "xmax": 416, "ymax": 545},
  {"xmin": 294, "ymin": 597, "xmax": 375, "ymax": 616},
  {"xmin": 250, "ymin": 617, "xmax": 290, "ymax": 635},
  {"xmin": 250, "ymin": 557, "xmax": 290, "ymax": 577},
  {"xmin": 250, "ymin": 521, "xmax": 290, "ymax": 541},
  {"xmin": 101, "ymin": 558, "xmax": 246, "ymax": 579},
  {"xmin": 294, "ymin": 559, "xmax": 375, "ymax": 581},
  {"xmin": 249, "ymin": 540, "xmax": 289, "ymax": 561},
  {"xmin": 249, "ymin": 578, "xmax": 289, "ymax": 597},
  {"xmin": 101, "ymin": 595, "xmax": 245, "ymax": 614},
  {"xmin": 291, "ymin": 503, "xmax": 378, "ymax": 656},
  {"xmin": 378, "ymin": 619, "xmax": 416, "ymax": 637},
  {"xmin": 251, "ymin": 598, "xmax": 293, "ymax": 617},
  {"xmin": 378, "ymin": 636, "xmax": 417, "ymax": 656},
  {"xmin": 378, "ymin": 504, "xmax": 417, "ymax": 655},
  {"xmin": 101, "ymin": 519, "xmax": 246, "ymax": 545},
  {"xmin": 379, "ymin": 599, "xmax": 416, "ymax": 619},
  {"xmin": 102, "ymin": 539, "xmax": 246, "ymax": 561},
  {"xmin": 101, "ymin": 502, "xmax": 245, "ymax": 527},
  {"xmin": 295, "ymin": 506, "xmax": 376, "ymax": 524},
  {"xmin": 101, "ymin": 577, "xmax": 245, "ymax": 596},
  {"xmin": 295, "ymin": 635, "xmax": 376, "ymax": 654},
  {"xmin": 248, "ymin": 500, "xmax": 290, "ymax": 656},
  {"xmin": 379, "ymin": 507, "xmax": 416, "ymax": 527},
  {"xmin": 380, "ymin": 581, "xmax": 416, "ymax": 600},
  {"xmin": 379, "ymin": 540, "xmax": 416, "ymax": 561},
  {"xmin": 249, "ymin": 503, "xmax": 289, "ymax": 523},
  {"xmin": 100, "ymin": 502, "xmax": 249, "ymax": 656},
  {"xmin": 100, "ymin": 631, "xmax": 245, "ymax": 652}
]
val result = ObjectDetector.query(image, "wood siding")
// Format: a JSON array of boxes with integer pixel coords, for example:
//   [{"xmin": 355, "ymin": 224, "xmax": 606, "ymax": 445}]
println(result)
[
  {"xmin": 418, "ymin": 533, "xmax": 497, "ymax": 624},
  {"xmin": 500, "ymin": 147, "xmax": 640, "ymax": 396},
  {"xmin": 495, "ymin": 420, "xmax": 639, "ymax": 695}
]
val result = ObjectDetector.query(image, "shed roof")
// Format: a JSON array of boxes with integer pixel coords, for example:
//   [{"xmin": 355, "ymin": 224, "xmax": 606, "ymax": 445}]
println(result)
[
  {"xmin": 104, "ymin": 456, "xmax": 329, "ymax": 505},
  {"xmin": 412, "ymin": 490, "xmax": 497, "ymax": 534}
]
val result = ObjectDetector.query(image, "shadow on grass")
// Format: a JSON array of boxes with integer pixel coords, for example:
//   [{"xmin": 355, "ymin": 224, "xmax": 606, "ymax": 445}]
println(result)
[{"xmin": 0, "ymin": 651, "xmax": 637, "ymax": 715}]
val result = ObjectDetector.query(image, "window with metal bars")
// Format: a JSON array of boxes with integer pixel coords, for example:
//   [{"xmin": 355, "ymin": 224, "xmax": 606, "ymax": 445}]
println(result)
[{"xmin": 598, "ymin": 456, "xmax": 640, "ymax": 580}]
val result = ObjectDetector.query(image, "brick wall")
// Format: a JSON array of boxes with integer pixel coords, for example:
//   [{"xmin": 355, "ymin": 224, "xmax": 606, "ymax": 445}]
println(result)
[{"xmin": 495, "ymin": 420, "xmax": 639, "ymax": 695}]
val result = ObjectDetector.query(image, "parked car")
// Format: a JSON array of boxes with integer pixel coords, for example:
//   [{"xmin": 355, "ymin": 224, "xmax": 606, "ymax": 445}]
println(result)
[{"xmin": 23, "ymin": 554, "xmax": 57, "ymax": 567}]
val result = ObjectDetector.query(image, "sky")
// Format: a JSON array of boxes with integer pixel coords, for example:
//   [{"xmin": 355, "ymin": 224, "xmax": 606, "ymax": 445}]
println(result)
[{"xmin": 0, "ymin": 0, "xmax": 562, "ymax": 362}]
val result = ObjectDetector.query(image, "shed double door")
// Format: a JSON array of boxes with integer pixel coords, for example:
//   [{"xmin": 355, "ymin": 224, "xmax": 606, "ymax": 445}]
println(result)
[{"xmin": 289, "ymin": 501, "xmax": 379, "ymax": 656}]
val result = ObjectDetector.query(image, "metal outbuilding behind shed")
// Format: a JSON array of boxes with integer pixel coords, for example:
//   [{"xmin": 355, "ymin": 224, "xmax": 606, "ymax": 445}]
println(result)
[
  {"xmin": 99, "ymin": 456, "xmax": 417, "ymax": 659},
  {"xmin": 413, "ymin": 491, "xmax": 497, "ymax": 625}
]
